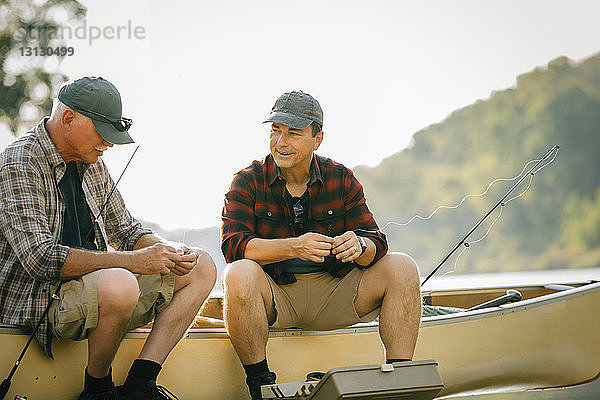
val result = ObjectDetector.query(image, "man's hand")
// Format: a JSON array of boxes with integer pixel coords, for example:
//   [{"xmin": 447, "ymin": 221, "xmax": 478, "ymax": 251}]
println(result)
[
  {"xmin": 292, "ymin": 233, "xmax": 334, "ymax": 263},
  {"xmin": 129, "ymin": 243, "xmax": 188, "ymax": 276},
  {"xmin": 332, "ymin": 231, "xmax": 363, "ymax": 263},
  {"xmin": 171, "ymin": 244, "xmax": 203, "ymax": 276}
]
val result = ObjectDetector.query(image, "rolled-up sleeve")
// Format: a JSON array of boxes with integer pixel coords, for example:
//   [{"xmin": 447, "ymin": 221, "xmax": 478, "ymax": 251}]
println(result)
[
  {"xmin": 101, "ymin": 170, "xmax": 152, "ymax": 251},
  {"xmin": 0, "ymin": 162, "xmax": 69, "ymax": 281},
  {"xmin": 343, "ymin": 169, "xmax": 388, "ymax": 267},
  {"xmin": 221, "ymin": 173, "xmax": 257, "ymax": 263}
]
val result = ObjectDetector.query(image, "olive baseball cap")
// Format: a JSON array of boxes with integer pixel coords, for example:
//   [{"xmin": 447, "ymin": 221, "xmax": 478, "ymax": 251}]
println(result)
[
  {"xmin": 264, "ymin": 90, "xmax": 323, "ymax": 130},
  {"xmin": 58, "ymin": 76, "xmax": 134, "ymax": 144}
]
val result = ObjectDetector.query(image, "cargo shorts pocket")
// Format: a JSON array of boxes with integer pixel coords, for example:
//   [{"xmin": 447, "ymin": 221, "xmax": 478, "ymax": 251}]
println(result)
[
  {"xmin": 52, "ymin": 304, "xmax": 85, "ymax": 340},
  {"xmin": 50, "ymin": 288, "xmax": 86, "ymax": 340},
  {"xmin": 49, "ymin": 274, "xmax": 99, "ymax": 341}
]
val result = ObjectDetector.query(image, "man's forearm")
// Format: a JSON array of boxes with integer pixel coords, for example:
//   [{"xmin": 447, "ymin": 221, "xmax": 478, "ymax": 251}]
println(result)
[
  {"xmin": 243, "ymin": 237, "xmax": 297, "ymax": 265},
  {"xmin": 245, "ymin": 235, "xmax": 377, "ymax": 266},
  {"xmin": 59, "ymin": 234, "xmax": 165, "ymax": 279},
  {"xmin": 133, "ymin": 233, "xmax": 165, "ymax": 250},
  {"xmin": 59, "ymin": 248, "xmax": 135, "ymax": 279}
]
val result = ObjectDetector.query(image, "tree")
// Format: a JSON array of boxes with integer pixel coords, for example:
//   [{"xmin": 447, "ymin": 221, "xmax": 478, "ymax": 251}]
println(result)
[
  {"xmin": 355, "ymin": 54, "xmax": 600, "ymax": 273},
  {"xmin": 0, "ymin": 0, "xmax": 86, "ymax": 135}
]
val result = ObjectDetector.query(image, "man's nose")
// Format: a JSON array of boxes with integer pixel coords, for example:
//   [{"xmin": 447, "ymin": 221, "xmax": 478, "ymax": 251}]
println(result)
[
  {"xmin": 104, "ymin": 140, "xmax": 114, "ymax": 147},
  {"xmin": 276, "ymin": 132, "xmax": 288, "ymax": 146}
]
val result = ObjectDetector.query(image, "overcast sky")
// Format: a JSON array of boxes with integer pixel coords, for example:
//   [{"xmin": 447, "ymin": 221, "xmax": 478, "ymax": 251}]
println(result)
[{"xmin": 2, "ymin": 0, "xmax": 600, "ymax": 230}]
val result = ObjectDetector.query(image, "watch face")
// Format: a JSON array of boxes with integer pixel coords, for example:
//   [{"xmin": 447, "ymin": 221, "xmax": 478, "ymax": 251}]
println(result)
[{"xmin": 358, "ymin": 236, "xmax": 367, "ymax": 253}]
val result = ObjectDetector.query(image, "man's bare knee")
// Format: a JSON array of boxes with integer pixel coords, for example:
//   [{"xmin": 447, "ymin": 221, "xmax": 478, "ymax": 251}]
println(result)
[
  {"xmin": 223, "ymin": 259, "xmax": 264, "ymax": 302},
  {"xmin": 190, "ymin": 249, "xmax": 217, "ymax": 288},
  {"xmin": 381, "ymin": 253, "xmax": 420, "ymax": 289},
  {"xmin": 97, "ymin": 268, "xmax": 139, "ymax": 316}
]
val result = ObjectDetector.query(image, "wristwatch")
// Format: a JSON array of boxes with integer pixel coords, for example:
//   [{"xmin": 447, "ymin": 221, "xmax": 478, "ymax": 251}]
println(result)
[{"xmin": 357, "ymin": 236, "xmax": 367, "ymax": 256}]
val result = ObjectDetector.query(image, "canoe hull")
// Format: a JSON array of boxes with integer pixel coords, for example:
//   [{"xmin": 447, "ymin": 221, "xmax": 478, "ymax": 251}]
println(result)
[{"xmin": 1, "ymin": 282, "xmax": 598, "ymax": 399}]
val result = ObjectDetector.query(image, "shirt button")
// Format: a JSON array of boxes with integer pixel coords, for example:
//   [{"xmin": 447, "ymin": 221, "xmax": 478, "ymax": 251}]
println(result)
[
  {"xmin": 267, "ymin": 211, "xmax": 272, "ymax": 217},
  {"xmin": 328, "ymin": 209, "xmax": 333, "ymax": 215}
]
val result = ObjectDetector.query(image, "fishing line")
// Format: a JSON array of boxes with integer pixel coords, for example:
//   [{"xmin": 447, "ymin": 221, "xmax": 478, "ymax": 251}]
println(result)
[
  {"xmin": 433, "ymin": 177, "xmax": 527, "ymax": 282},
  {"xmin": 419, "ymin": 145, "xmax": 559, "ymax": 288},
  {"xmin": 434, "ymin": 149, "xmax": 557, "ymax": 281},
  {"xmin": 420, "ymin": 204, "xmax": 506, "ymax": 296},
  {"xmin": 437, "ymin": 201, "xmax": 505, "ymax": 281},
  {"xmin": 381, "ymin": 148, "xmax": 559, "ymax": 232},
  {"xmin": 429, "ymin": 148, "xmax": 559, "ymax": 283}
]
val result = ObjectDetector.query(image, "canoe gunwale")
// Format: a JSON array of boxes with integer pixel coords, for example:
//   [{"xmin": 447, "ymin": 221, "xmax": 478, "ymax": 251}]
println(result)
[
  {"xmin": 2, "ymin": 282, "xmax": 598, "ymax": 336},
  {"xmin": 1, "ymin": 281, "xmax": 597, "ymax": 339},
  {"xmin": 129, "ymin": 323, "xmax": 383, "ymax": 339},
  {"xmin": 422, "ymin": 278, "xmax": 597, "ymax": 292},
  {"xmin": 0, "ymin": 325, "xmax": 31, "ymax": 335},
  {"xmin": 422, "ymin": 281, "xmax": 600, "ymax": 327}
]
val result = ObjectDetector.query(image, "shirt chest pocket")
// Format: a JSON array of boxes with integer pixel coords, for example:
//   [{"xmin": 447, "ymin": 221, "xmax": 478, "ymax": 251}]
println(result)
[
  {"xmin": 254, "ymin": 203, "xmax": 285, "ymax": 238},
  {"xmin": 312, "ymin": 205, "xmax": 346, "ymax": 236}
]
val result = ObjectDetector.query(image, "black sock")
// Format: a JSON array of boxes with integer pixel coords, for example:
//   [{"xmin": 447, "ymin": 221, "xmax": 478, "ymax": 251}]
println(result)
[
  {"xmin": 386, "ymin": 358, "xmax": 412, "ymax": 364},
  {"xmin": 124, "ymin": 359, "xmax": 162, "ymax": 388},
  {"xmin": 84, "ymin": 367, "xmax": 114, "ymax": 393},
  {"xmin": 243, "ymin": 359, "xmax": 270, "ymax": 379}
]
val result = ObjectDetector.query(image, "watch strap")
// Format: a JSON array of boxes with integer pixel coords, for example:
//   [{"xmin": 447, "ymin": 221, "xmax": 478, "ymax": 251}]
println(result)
[{"xmin": 357, "ymin": 236, "xmax": 367, "ymax": 256}]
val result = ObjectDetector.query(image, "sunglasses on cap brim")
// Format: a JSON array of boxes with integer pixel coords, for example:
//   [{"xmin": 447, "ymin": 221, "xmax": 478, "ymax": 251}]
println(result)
[{"xmin": 72, "ymin": 107, "xmax": 133, "ymax": 132}]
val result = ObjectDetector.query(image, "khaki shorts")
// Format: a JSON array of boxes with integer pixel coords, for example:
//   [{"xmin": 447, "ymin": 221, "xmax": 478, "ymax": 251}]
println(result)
[
  {"xmin": 267, "ymin": 267, "xmax": 380, "ymax": 331},
  {"xmin": 48, "ymin": 270, "xmax": 176, "ymax": 341}
]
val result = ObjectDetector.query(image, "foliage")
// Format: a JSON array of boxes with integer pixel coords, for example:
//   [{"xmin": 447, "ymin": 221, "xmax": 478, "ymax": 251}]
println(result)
[
  {"xmin": 0, "ymin": 0, "xmax": 86, "ymax": 135},
  {"xmin": 355, "ymin": 54, "xmax": 600, "ymax": 275}
]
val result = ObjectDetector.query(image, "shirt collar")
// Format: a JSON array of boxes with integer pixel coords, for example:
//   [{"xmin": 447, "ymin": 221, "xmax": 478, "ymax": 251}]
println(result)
[
  {"xmin": 36, "ymin": 117, "xmax": 92, "ymax": 176},
  {"xmin": 266, "ymin": 153, "xmax": 323, "ymax": 187},
  {"xmin": 36, "ymin": 117, "xmax": 65, "ymax": 169},
  {"xmin": 310, "ymin": 155, "xmax": 323, "ymax": 186}
]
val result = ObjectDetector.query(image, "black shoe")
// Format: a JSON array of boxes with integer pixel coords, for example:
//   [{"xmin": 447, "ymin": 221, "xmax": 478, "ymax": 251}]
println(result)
[
  {"xmin": 77, "ymin": 387, "xmax": 120, "ymax": 400},
  {"xmin": 118, "ymin": 380, "xmax": 179, "ymax": 400},
  {"xmin": 246, "ymin": 371, "xmax": 277, "ymax": 400}
]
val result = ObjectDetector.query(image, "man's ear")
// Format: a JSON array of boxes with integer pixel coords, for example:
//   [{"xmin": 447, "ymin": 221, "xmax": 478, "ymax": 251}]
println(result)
[
  {"xmin": 313, "ymin": 130, "xmax": 324, "ymax": 150},
  {"xmin": 61, "ymin": 108, "xmax": 76, "ymax": 127}
]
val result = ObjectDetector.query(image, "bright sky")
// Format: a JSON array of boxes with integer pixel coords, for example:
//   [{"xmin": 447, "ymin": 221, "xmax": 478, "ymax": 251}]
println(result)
[{"xmin": 3, "ymin": 0, "xmax": 600, "ymax": 229}]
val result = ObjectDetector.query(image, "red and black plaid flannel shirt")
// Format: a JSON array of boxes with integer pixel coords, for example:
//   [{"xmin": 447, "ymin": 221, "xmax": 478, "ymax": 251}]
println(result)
[{"xmin": 221, "ymin": 153, "xmax": 388, "ymax": 284}]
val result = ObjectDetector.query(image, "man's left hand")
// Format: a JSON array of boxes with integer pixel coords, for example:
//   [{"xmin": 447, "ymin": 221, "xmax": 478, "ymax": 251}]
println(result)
[
  {"xmin": 171, "ymin": 243, "xmax": 202, "ymax": 276},
  {"xmin": 331, "ymin": 231, "xmax": 363, "ymax": 263}
]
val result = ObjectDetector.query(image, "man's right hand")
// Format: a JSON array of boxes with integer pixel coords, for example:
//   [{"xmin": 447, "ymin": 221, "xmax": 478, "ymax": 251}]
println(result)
[
  {"xmin": 292, "ymin": 233, "xmax": 333, "ymax": 263},
  {"xmin": 129, "ymin": 243, "xmax": 185, "ymax": 275}
]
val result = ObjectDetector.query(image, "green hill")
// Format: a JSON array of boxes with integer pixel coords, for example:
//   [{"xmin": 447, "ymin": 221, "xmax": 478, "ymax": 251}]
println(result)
[{"xmin": 354, "ymin": 54, "xmax": 600, "ymax": 277}]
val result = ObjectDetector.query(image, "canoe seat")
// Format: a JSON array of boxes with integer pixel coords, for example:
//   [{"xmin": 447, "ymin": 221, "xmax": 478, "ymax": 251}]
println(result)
[{"xmin": 192, "ymin": 316, "xmax": 225, "ymax": 328}]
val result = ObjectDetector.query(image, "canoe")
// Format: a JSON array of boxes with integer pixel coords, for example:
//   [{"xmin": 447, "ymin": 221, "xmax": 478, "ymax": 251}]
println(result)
[{"xmin": 1, "ymin": 278, "xmax": 598, "ymax": 399}]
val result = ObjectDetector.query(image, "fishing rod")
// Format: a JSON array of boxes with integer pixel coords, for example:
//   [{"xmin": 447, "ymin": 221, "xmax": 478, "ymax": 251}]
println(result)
[
  {"xmin": 420, "ymin": 145, "xmax": 559, "ymax": 288},
  {"xmin": 0, "ymin": 145, "xmax": 139, "ymax": 400}
]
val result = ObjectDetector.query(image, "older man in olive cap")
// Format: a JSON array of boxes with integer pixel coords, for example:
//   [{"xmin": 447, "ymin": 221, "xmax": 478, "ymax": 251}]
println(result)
[
  {"xmin": 221, "ymin": 91, "xmax": 421, "ymax": 399},
  {"xmin": 0, "ymin": 76, "xmax": 216, "ymax": 400}
]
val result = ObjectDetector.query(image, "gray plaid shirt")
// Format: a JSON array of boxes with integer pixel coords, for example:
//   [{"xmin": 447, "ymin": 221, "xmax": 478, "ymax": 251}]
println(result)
[{"xmin": 0, "ymin": 118, "xmax": 151, "ymax": 356}]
